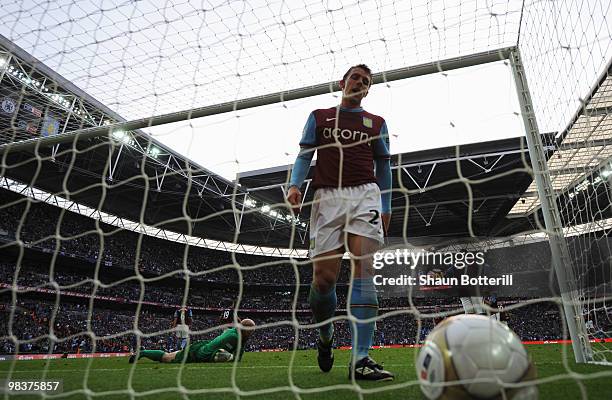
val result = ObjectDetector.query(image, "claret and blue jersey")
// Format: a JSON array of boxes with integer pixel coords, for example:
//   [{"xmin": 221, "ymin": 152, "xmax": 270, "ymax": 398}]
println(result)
[{"xmin": 289, "ymin": 106, "xmax": 392, "ymax": 213}]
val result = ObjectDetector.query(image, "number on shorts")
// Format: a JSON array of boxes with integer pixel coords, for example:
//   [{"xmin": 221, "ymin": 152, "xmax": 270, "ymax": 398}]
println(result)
[{"xmin": 368, "ymin": 209, "xmax": 380, "ymax": 225}]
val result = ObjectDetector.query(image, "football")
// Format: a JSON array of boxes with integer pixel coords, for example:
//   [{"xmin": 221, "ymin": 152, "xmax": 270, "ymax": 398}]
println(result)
[{"xmin": 416, "ymin": 314, "xmax": 538, "ymax": 399}]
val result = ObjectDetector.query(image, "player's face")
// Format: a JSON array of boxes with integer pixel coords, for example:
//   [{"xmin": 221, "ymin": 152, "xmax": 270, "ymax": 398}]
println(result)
[{"xmin": 340, "ymin": 67, "xmax": 371, "ymax": 105}]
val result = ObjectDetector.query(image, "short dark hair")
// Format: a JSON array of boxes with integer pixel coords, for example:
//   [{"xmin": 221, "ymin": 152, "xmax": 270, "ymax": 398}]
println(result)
[{"xmin": 342, "ymin": 64, "xmax": 372, "ymax": 83}]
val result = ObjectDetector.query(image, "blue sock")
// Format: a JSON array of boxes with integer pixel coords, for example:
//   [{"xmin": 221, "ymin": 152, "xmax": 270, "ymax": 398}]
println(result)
[
  {"xmin": 309, "ymin": 283, "xmax": 336, "ymax": 343},
  {"xmin": 349, "ymin": 277, "xmax": 379, "ymax": 362}
]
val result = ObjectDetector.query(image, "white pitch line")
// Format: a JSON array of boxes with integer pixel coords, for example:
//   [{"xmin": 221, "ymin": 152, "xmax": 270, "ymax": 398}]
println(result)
[
  {"xmin": 4, "ymin": 365, "xmax": 338, "ymax": 373},
  {"xmin": 2, "ymin": 361, "xmax": 569, "ymax": 374}
]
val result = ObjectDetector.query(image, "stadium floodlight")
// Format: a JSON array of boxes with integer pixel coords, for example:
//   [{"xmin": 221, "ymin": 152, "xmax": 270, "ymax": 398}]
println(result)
[
  {"xmin": 260, "ymin": 205, "xmax": 270, "ymax": 213},
  {"xmin": 148, "ymin": 146, "xmax": 161, "ymax": 158},
  {"xmin": 111, "ymin": 130, "xmax": 129, "ymax": 144},
  {"xmin": 601, "ymin": 165, "xmax": 612, "ymax": 179}
]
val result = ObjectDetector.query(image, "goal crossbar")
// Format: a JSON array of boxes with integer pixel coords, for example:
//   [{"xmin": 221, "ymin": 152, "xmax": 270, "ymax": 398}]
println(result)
[{"xmin": 0, "ymin": 47, "xmax": 515, "ymax": 155}]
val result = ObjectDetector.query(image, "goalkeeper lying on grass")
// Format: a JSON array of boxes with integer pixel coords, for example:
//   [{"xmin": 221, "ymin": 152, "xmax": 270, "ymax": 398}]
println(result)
[{"xmin": 129, "ymin": 318, "xmax": 255, "ymax": 363}]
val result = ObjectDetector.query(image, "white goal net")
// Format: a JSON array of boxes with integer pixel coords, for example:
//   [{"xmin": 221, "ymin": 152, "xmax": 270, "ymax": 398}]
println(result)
[{"xmin": 0, "ymin": 0, "xmax": 611, "ymax": 399}]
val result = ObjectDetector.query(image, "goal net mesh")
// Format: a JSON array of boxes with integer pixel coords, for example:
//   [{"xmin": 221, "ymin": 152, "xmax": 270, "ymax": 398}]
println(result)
[
  {"xmin": 518, "ymin": 0, "xmax": 612, "ymax": 364},
  {"xmin": 0, "ymin": 0, "xmax": 611, "ymax": 398}
]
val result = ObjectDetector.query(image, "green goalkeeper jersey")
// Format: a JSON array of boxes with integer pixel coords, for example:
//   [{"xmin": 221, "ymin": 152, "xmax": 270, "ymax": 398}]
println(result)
[{"xmin": 172, "ymin": 328, "xmax": 244, "ymax": 363}]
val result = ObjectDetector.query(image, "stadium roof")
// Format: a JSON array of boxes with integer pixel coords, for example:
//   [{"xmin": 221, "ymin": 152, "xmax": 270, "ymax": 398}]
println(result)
[
  {"xmin": 238, "ymin": 136, "xmax": 556, "ymax": 241},
  {"xmin": 0, "ymin": 34, "xmax": 304, "ymax": 248},
  {"xmin": 507, "ymin": 59, "xmax": 612, "ymax": 235}
]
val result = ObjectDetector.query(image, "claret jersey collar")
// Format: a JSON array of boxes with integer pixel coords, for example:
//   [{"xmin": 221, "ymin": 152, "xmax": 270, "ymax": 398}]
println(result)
[{"xmin": 338, "ymin": 106, "xmax": 363, "ymax": 113}]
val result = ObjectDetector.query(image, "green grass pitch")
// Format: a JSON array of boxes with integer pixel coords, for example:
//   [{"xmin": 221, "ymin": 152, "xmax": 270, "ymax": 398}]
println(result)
[{"xmin": 1, "ymin": 345, "xmax": 611, "ymax": 399}]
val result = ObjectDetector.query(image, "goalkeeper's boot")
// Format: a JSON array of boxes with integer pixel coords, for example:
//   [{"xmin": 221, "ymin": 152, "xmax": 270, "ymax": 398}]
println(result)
[
  {"xmin": 316, "ymin": 333, "xmax": 334, "ymax": 372},
  {"xmin": 349, "ymin": 356, "xmax": 394, "ymax": 382},
  {"xmin": 213, "ymin": 349, "xmax": 234, "ymax": 363}
]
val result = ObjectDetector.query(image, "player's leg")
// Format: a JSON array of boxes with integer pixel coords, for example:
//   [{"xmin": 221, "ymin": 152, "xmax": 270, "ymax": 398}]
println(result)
[
  {"xmin": 345, "ymin": 183, "xmax": 393, "ymax": 381},
  {"xmin": 460, "ymin": 296, "xmax": 474, "ymax": 313},
  {"xmin": 311, "ymin": 251, "xmax": 343, "ymax": 342},
  {"xmin": 346, "ymin": 233, "xmax": 393, "ymax": 381},
  {"xmin": 130, "ymin": 349, "xmax": 179, "ymax": 363},
  {"xmin": 311, "ymin": 250, "xmax": 343, "ymax": 372},
  {"xmin": 308, "ymin": 187, "xmax": 345, "ymax": 372},
  {"xmin": 460, "ymin": 296, "xmax": 485, "ymax": 314}
]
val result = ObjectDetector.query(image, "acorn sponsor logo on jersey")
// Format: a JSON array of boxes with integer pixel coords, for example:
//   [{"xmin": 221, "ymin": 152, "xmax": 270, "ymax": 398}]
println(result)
[
  {"xmin": 322, "ymin": 127, "xmax": 371, "ymax": 145},
  {"xmin": 363, "ymin": 117, "xmax": 373, "ymax": 128}
]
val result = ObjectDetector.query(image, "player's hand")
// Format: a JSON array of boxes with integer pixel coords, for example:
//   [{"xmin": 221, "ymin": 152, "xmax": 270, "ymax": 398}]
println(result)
[
  {"xmin": 286, "ymin": 186, "xmax": 302, "ymax": 215},
  {"xmin": 382, "ymin": 213, "xmax": 391, "ymax": 236}
]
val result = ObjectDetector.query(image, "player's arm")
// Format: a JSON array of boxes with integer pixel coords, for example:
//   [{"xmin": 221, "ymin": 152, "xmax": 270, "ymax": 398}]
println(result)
[
  {"xmin": 186, "ymin": 308, "xmax": 193, "ymax": 326},
  {"xmin": 373, "ymin": 121, "xmax": 392, "ymax": 234},
  {"xmin": 171, "ymin": 310, "xmax": 178, "ymax": 328},
  {"xmin": 238, "ymin": 344, "xmax": 246, "ymax": 361},
  {"xmin": 287, "ymin": 112, "xmax": 317, "ymax": 214}
]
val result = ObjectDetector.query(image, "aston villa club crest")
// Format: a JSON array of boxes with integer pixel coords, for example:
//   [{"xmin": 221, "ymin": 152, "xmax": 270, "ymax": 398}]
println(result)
[
  {"xmin": 362, "ymin": 117, "xmax": 372, "ymax": 128},
  {"xmin": 42, "ymin": 116, "xmax": 59, "ymax": 137}
]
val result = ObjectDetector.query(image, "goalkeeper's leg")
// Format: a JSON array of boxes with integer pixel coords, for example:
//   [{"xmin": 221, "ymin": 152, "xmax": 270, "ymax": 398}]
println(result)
[{"xmin": 129, "ymin": 349, "xmax": 180, "ymax": 363}]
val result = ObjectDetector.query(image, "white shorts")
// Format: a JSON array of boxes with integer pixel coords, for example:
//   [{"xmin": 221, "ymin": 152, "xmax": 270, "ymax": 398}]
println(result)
[
  {"xmin": 175, "ymin": 324, "xmax": 189, "ymax": 339},
  {"xmin": 309, "ymin": 183, "xmax": 384, "ymax": 258}
]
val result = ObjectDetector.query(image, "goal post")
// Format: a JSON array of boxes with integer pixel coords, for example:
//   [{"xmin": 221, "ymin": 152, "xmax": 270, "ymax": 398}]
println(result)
[
  {"xmin": 508, "ymin": 48, "xmax": 593, "ymax": 363},
  {"xmin": 2, "ymin": 34, "xmax": 608, "ymax": 367},
  {"xmin": 0, "ymin": 47, "xmax": 514, "ymax": 155}
]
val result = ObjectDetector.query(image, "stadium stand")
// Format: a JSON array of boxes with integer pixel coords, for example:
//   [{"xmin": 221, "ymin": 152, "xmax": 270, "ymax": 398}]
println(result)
[{"xmin": 3, "ymin": 188, "xmax": 605, "ymax": 356}]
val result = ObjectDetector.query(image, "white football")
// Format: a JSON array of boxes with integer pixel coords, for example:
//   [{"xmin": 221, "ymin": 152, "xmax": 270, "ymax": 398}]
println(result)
[{"xmin": 416, "ymin": 314, "xmax": 538, "ymax": 400}]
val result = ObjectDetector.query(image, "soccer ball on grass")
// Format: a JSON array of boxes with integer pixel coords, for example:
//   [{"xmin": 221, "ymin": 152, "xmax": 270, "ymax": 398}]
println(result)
[{"xmin": 416, "ymin": 314, "xmax": 538, "ymax": 399}]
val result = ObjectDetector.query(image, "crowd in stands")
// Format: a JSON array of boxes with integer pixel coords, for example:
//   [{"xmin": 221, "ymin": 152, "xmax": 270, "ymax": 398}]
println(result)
[
  {"xmin": 0, "ymin": 190, "xmax": 563, "ymax": 288},
  {"xmin": 1, "ymin": 188, "xmax": 609, "ymax": 356},
  {"xmin": 0, "ymin": 261, "xmax": 467, "ymax": 311},
  {"xmin": 0, "ymin": 298, "xmax": 585, "ymax": 355},
  {"xmin": 3, "ymin": 261, "xmax": 525, "ymax": 313}
]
